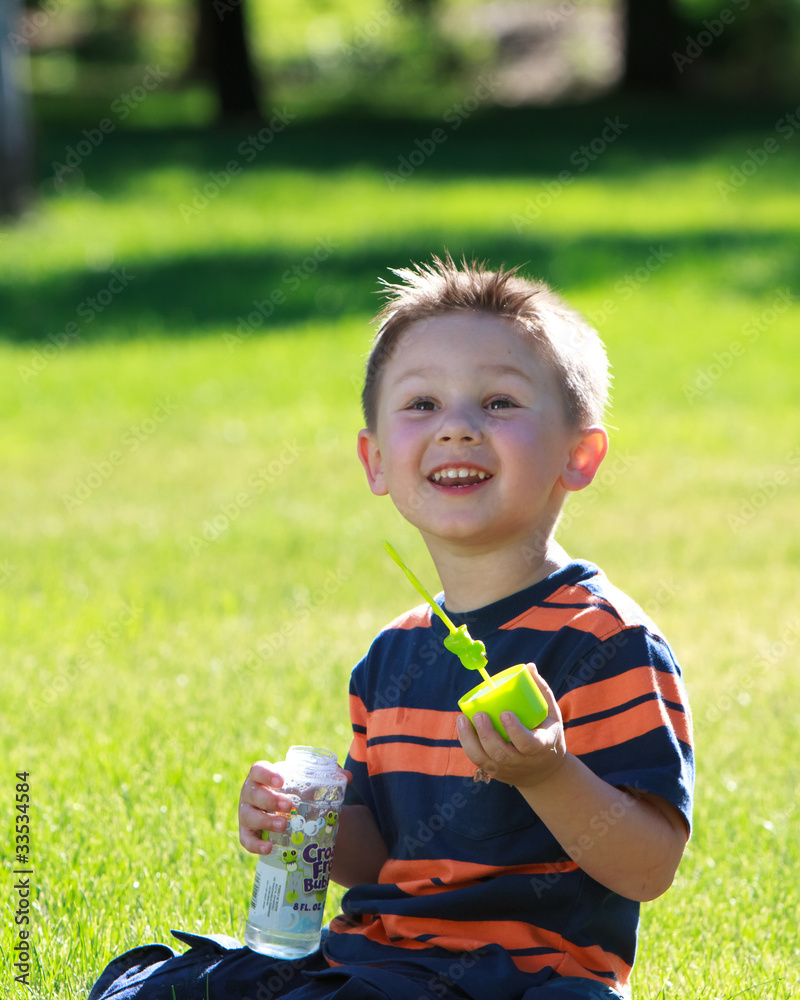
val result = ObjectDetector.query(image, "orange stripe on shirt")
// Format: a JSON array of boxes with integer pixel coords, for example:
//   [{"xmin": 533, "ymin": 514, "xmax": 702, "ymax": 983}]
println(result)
[
  {"xmin": 347, "ymin": 730, "xmax": 367, "ymax": 764},
  {"xmin": 560, "ymin": 665, "xmax": 689, "ymax": 729},
  {"xmin": 329, "ymin": 913, "xmax": 631, "ymax": 986},
  {"xmin": 422, "ymin": 920, "xmax": 632, "ymax": 987},
  {"xmin": 547, "ymin": 581, "xmax": 653, "ymax": 633},
  {"xmin": 367, "ymin": 706, "xmax": 460, "ymax": 743},
  {"xmin": 366, "ymin": 740, "xmax": 474, "ymax": 777},
  {"xmin": 500, "ymin": 602, "xmax": 622, "ymax": 640},
  {"xmin": 511, "ymin": 947, "xmax": 630, "ymax": 991},
  {"xmin": 379, "ymin": 856, "xmax": 579, "ymax": 891},
  {"xmin": 501, "ymin": 579, "xmax": 663, "ymax": 646},
  {"xmin": 349, "ymin": 693, "xmax": 368, "ymax": 730},
  {"xmin": 565, "ymin": 697, "xmax": 691, "ymax": 757},
  {"xmin": 347, "ymin": 694, "xmax": 368, "ymax": 763}
]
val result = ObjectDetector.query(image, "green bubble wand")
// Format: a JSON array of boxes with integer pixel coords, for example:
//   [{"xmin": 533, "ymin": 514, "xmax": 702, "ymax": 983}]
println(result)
[{"xmin": 383, "ymin": 541, "xmax": 495, "ymax": 688}]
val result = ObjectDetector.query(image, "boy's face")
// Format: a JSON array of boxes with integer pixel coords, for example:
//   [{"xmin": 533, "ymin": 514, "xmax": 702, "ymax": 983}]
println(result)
[{"xmin": 358, "ymin": 311, "xmax": 601, "ymax": 556}]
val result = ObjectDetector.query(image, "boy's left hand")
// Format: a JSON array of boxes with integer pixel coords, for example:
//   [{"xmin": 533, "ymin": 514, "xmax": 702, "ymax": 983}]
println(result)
[{"xmin": 456, "ymin": 663, "xmax": 567, "ymax": 790}]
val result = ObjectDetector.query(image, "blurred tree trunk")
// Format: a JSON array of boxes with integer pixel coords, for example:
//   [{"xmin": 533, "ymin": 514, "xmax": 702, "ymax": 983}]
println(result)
[
  {"xmin": 622, "ymin": 0, "xmax": 683, "ymax": 92},
  {"xmin": 404, "ymin": 0, "xmax": 463, "ymax": 79},
  {"xmin": 193, "ymin": 0, "xmax": 262, "ymax": 122},
  {"xmin": 0, "ymin": 0, "xmax": 33, "ymax": 216}
]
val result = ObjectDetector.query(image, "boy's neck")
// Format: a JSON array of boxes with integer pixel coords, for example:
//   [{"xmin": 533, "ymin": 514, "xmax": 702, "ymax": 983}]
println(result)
[{"xmin": 427, "ymin": 536, "xmax": 572, "ymax": 613}]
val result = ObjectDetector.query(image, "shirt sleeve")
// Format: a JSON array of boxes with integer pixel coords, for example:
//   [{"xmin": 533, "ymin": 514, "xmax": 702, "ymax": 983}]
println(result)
[
  {"xmin": 342, "ymin": 657, "xmax": 377, "ymax": 815},
  {"xmin": 557, "ymin": 626, "xmax": 695, "ymax": 832}
]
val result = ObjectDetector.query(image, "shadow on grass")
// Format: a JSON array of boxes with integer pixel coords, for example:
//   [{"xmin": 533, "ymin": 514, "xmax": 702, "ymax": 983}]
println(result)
[
  {"xmin": 2, "ymin": 98, "xmax": 798, "ymax": 344},
  {"xmin": 3, "ymin": 228, "xmax": 797, "ymax": 346},
  {"xmin": 32, "ymin": 95, "xmax": 800, "ymax": 191}
]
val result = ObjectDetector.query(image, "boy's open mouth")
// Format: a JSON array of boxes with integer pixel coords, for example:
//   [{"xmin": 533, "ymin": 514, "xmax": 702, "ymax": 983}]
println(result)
[{"xmin": 428, "ymin": 467, "xmax": 492, "ymax": 488}]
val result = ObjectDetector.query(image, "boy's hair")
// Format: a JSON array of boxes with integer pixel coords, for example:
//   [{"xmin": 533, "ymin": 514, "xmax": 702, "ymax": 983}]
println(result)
[{"xmin": 362, "ymin": 255, "xmax": 610, "ymax": 431}]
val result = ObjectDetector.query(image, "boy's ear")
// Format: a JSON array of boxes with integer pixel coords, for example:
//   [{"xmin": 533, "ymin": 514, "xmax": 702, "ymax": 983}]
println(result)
[
  {"xmin": 357, "ymin": 429, "xmax": 389, "ymax": 496},
  {"xmin": 560, "ymin": 426, "xmax": 608, "ymax": 493}
]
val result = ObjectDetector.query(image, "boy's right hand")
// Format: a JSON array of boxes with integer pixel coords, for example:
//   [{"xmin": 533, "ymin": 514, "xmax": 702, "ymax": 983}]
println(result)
[{"xmin": 238, "ymin": 761, "xmax": 296, "ymax": 856}]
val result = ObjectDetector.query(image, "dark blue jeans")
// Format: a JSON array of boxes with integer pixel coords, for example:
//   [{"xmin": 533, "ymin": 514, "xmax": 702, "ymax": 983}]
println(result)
[{"xmin": 87, "ymin": 930, "xmax": 624, "ymax": 1000}]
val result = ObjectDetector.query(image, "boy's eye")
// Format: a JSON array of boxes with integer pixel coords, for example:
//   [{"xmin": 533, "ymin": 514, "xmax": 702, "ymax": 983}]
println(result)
[
  {"xmin": 486, "ymin": 397, "xmax": 515, "ymax": 410},
  {"xmin": 408, "ymin": 398, "xmax": 437, "ymax": 411}
]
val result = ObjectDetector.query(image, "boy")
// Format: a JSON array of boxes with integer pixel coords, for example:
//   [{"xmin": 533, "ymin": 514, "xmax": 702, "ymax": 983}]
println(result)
[{"xmin": 90, "ymin": 257, "xmax": 693, "ymax": 1000}]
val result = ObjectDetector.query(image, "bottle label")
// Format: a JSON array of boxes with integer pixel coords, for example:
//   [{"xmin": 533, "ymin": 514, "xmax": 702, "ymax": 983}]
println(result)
[{"xmin": 249, "ymin": 862, "xmax": 289, "ymax": 930}]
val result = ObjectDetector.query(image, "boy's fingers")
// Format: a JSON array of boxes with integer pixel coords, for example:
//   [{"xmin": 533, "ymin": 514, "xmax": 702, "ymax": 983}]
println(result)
[
  {"xmin": 527, "ymin": 664, "xmax": 561, "ymax": 721},
  {"xmin": 460, "ymin": 712, "xmax": 516, "ymax": 768},
  {"xmin": 471, "ymin": 711, "xmax": 513, "ymax": 760},
  {"xmin": 456, "ymin": 714, "xmax": 484, "ymax": 764},
  {"xmin": 238, "ymin": 759, "xmax": 295, "ymax": 856},
  {"xmin": 248, "ymin": 761, "xmax": 283, "ymax": 788},
  {"xmin": 241, "ymin": 773, "xmax": 294, "ymax": 814},
  {"xmin": 241, "ymin": 784, "xmax": 292, "ymax": 815},
  {"xmin": 239, "ymin": 800, "xmax": 288, "ymax": 831},
  {"xmin": 239, "ymin": 825, "xmax": 274, "ymax": 855},
  {"xmin": 502, "ymin": 712, "xmax": 539, "ymax": 752}
]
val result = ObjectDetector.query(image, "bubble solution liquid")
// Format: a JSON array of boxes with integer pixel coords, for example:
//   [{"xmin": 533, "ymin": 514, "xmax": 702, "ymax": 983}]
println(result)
[{"xmin": 245, "ymin": 746, "xmax": 347, "ymax": 959}]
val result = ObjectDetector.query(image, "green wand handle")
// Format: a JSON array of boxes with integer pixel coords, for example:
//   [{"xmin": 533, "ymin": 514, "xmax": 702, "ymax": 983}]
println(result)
[{"xmin": 383, "ymin": 541, "xmax": 493, "ymax": 685}]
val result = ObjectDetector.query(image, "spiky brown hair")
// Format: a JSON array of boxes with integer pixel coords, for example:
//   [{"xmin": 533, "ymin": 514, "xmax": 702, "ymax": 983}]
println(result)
[{"xmin": 361, "ymin": 254, "xmax": 610, "ymax": 431}]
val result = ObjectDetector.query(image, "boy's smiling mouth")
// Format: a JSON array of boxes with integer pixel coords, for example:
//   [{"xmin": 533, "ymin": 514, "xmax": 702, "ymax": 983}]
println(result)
[{"xmin": 428, "ymin": 466, "xmax": 493, "ymax": 488}]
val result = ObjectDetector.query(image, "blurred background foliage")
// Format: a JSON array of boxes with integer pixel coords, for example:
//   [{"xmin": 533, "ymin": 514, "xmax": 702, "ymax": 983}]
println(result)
[
  {"xmin": 13, "ymin": 0, "xmax": 800, "ymax": 127},
  {"xmin": 3, "ymin": 0, "xmax": 799, "ymax": 220}
]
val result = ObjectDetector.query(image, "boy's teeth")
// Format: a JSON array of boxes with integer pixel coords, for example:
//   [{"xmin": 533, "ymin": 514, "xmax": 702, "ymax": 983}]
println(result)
[{"xmin": 432, "ymin": 468, "xmax": 488, "ymax": 483}]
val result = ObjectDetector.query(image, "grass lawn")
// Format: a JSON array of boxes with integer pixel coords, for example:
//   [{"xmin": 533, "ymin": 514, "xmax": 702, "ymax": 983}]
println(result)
[{"xmin": 1, "ymin": 93, "xmax": 799, "ymax": 999}]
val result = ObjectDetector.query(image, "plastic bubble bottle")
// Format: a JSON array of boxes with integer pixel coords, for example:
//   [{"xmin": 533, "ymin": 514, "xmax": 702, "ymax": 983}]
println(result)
[{"xmin": 245, "ymin": 745, "xmax": 348, "ymax": 959}]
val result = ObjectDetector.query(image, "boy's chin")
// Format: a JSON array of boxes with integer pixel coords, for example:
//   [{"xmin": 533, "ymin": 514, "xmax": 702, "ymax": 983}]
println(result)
[{"xmin": 413, "ymin": 521, "xmax": 512, "ymax": 550}]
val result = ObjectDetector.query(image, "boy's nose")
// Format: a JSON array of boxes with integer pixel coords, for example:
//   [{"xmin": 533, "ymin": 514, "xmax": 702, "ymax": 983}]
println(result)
[{"xmin": 436, "ymin": 407, "xmax": 482, "ymax": 444}]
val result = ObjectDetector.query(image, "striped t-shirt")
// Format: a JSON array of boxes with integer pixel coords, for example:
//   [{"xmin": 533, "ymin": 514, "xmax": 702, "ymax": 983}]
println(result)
[{"xmin": 324, "ymin": 560, "xmax": 694, "ymax": 999}]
